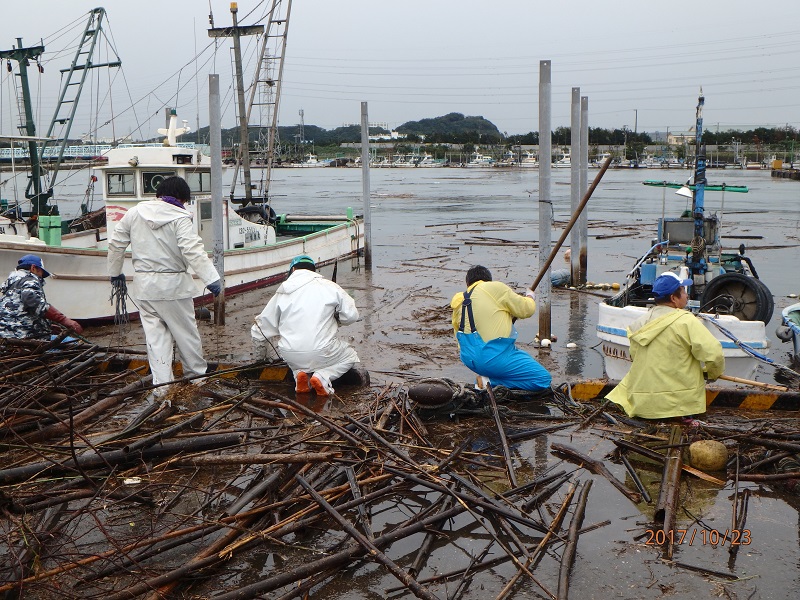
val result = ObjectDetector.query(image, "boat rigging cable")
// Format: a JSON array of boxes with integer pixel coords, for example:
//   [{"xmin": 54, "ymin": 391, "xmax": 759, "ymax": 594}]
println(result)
[{"xmin": 697, "ymin": 314, "xmax": 800, "ymax": 378}]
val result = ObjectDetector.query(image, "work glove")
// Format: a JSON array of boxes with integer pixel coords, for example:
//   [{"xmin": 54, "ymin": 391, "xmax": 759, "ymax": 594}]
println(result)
[
  {"xmin": 44, "ymin": 305, "xmax": 84, "ymax": 334},
  {"xmin": 525, "ymin": 289, "xmax": 536, "ymax": 301},
  {"xmin": 110, "ymin": 274, "xmax": 126, "ymax": 284},
  {"xmin": 207, "ymin": 280, "xmax": 222, "ymax": 297}
]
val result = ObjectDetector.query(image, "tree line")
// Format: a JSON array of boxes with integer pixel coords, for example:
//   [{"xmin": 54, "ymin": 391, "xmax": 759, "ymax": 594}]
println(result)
[{"xmin": 182, "ymin": 113, "xmax": 799, "ymax": 153}]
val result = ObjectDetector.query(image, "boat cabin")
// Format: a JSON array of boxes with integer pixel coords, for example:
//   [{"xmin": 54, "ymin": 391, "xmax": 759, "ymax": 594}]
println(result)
[{"xmin": 96, "ymin": 143, "xmax": 276, "ymax": 251}]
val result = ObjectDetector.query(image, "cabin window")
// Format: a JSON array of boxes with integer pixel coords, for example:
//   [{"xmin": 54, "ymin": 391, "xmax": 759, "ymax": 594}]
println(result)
[
  {"xmin": 199, "ymin": 201, "xmax": 212, "ymax": 220},
  {"xmin": 142, "ymin": 171, "xmax": 176, "ymax": 195},
  {"xmin": 186, "ymin": 171, "xmax": 212, "ymax": 193},
  {"xmin": 107, "ymin": 173, "xmax": 135, "ymax": 196}
]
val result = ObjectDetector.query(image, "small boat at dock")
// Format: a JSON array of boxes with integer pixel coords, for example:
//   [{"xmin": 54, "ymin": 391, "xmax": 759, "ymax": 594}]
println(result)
[
  {"xmin": 597, "ymin": 92, "xmax": 773, "ymax": 382},
  {"xmin": 0, "ymin": 5, "xmax": 363, "ymax": 322},
  {"xmin": 464, "ymin": 150, "xmax": 495, "ymax": 168}
]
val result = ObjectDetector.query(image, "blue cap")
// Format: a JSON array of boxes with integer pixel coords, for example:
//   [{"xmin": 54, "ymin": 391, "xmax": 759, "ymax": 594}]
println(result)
[
  {"xmin": 288, "ymin": 254, "xmax": 315, "ymax": 274},
  {"xmin": 652, "ymin": 271, "xmax": 692, "ymax": 298},
  {"xmin": 17, "ymin": 254, "xmax": 51, "ymax": 278}
]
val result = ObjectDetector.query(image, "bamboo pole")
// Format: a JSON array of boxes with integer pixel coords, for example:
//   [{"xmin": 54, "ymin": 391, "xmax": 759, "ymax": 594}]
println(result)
[
  {"xmin": 557, "ymin": 479, "xmax": 592, "ymax": 600},
  {"xmin": 486, "ymin": 383, "xmax": 517, "ymax": 487},
  {"xmin": 550, "ymin": 442, "xmax": 641, "ymax": 503},
  {"xmin": 717, "ymin": 374, "xmax": 788, "ymax": 391},
  {"xmin": 530, "ymin": 155, "xmax": 613, "ymax": 293},
  {"xmin": 654, "ymin": 426, "xmax": 683, "ymax": 559}
]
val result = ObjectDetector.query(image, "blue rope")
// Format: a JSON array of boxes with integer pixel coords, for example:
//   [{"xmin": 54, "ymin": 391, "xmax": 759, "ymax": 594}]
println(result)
[
  {"xmin": 696, "ymin": 313, "xmax": 774, "ymax": 363},
  {"xmin": 697, "ymin": 314, "xmax": 800, "ymax": 379}
]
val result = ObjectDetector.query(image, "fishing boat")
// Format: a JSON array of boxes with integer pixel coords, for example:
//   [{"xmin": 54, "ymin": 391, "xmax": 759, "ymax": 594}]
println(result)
[
  {"xmin": 597, "ymin": 92, "xmax": 773, "ymax": 381},
  {"xmin": 415, "ymin": 153, "xmax": 445, "ymax": 168},
  {"xmin": 590, "ymin": 152, "xmax": 612, "ymax": 168},
  {"xmin": 292, "ymin": 153, "xmax": 328, "ymax": 167},
  {"xmin": 519, "ymin": 150, "xmax": 538, "ymax": 168},
  {"xmin": 552, "ymin": 149, "xmax": 571, "ymax": 168},
  {"xmin": 0, "ymin": 4, "xmax": 363, "ymax": 322},
  {"xmin": 776, "ymin": 303, "xmax": 800, "ymax": 366},
  {"xmin": 391, "ymin": 153, "xmax": 418, "ymax": 168},
  {"xmin": 495, "ymin": 149, "xmax": 518, "ymax": 168},
  {"xmin": 465, "ymin": 150, "xmax": 495, "ymax": 168}
]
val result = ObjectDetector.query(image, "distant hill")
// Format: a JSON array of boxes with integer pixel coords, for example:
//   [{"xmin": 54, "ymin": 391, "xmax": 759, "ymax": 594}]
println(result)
[
  {"xmin": 183, "ymin": 112, "xmax": 502, "ymax": 147},
  {"xmin": 397, "ymin": 113, "xmax": 502, "ymax": 143}
]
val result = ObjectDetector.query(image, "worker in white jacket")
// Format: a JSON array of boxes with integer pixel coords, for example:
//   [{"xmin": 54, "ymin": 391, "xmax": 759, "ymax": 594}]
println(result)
[
  {"xmin": 107, "ymin": 176, "xmax": 221, "ymax": 394},
  {"xmin": 251, "ymin": 255, "xmax": 360, "ymax": 396}
]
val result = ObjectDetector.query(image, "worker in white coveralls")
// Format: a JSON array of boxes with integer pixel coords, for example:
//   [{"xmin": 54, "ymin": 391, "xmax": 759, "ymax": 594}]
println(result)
[
  {"xmin": 251, "ymin": 255, "xmax": 360, "ymax": 396},
  {"xmin": 107, "ymin": 176, "xmax": 221, "ymax": 396}
]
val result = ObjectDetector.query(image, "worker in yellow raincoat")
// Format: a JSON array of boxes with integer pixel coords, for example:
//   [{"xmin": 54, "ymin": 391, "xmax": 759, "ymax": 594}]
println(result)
[{"xmin": 607, "ymin": 272, "xmax": 725, "ymax": 420}]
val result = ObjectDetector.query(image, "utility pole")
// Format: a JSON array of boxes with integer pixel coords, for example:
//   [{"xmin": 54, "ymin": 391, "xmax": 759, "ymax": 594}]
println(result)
[
  {"xmin": 208, "ymin": 2, "xmax": 264, "ymax": 202},
  {"xmin": 538, "ymin": 60, "xmax": 552, "ymax": 340},
  {"xmin": 570, "ymin": 87, "xmax": 581, "ymax": 286}
]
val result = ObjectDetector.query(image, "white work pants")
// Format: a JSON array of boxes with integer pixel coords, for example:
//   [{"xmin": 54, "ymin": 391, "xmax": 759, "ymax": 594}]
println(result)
[
  {"xmin": 281, "ymin": 338, "xmax": 359, "ymax": 393},
  {"xmin": 138, "ymin": 298, "xmax": 207, "ymax": 387}
]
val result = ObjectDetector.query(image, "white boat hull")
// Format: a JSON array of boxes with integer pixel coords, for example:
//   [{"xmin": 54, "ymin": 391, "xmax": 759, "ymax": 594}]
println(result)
[
  {"xmin": 0, "ymin": 221, "xmax": 363, "ymax": 321},
  {"xmin": 597, "ymin": 302, "xmax": 770, "ymax": 381}
]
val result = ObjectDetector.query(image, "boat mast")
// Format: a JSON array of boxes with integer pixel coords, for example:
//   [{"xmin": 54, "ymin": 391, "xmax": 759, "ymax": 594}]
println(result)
[
  {"xmin": 689, "ymin": 88, "xmax": 707, "ymax": 285},
  {"xmin": 0, "ymin": 9, "xmax": 119, "ymax": 216},
  {"xmin": 0, "ymin": 39, "xmax": 46, "ymax": 211},
  {"xmin": 209, "ymin": 2, "xmax": 264, "ymax": 203},
  {"xmin": 250, "ymin": 0, "xmax": 291, "ymax": 202},
  {"xmin": 40, "ymin": 8, "xmax": 119, "ymax": 203}
]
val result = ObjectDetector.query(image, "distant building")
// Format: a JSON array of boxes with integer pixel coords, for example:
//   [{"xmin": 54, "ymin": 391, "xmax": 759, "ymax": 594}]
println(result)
[
  {"xmin": 369, "ymin": 131, "xmax": 407, "ymax": 141},
  {"xmin": 667, "ymin": 128, "xmax": 695, "ymax": 146}
]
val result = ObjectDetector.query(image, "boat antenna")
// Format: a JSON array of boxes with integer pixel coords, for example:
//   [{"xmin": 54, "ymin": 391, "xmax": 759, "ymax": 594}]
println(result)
[{"xmin": 687, "ymin": 87, "xmax": 707, "ymax": 289}]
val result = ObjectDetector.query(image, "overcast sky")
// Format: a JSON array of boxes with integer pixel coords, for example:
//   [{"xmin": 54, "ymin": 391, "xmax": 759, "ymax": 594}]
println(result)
[{"xmin": 2, "ymin": 0, "xmax": 800, "ymax": 142}]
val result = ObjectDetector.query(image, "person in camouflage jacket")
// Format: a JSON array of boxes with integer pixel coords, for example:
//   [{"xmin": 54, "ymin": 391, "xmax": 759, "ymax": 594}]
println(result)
[{"xmin": 0, "ymin": 254, "xmax": 83, "ymax": 340}]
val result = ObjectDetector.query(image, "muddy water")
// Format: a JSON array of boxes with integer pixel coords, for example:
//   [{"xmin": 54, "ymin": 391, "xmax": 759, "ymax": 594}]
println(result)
[{"xmin": 83, "ymin": 167, "xmax": 800, "ymax": 598}]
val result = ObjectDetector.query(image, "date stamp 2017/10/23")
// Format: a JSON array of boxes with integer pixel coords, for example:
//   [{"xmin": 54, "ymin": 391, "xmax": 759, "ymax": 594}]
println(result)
[{"xmin": 644, "ymin": 529, "xmax": 751, "ymax": 546}]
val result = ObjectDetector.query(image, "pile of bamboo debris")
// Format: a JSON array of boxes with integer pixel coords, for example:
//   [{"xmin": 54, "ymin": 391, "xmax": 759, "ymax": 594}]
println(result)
[{"xmin": 0, "ymin": 339, "xmax": 799, "ymax": 599}]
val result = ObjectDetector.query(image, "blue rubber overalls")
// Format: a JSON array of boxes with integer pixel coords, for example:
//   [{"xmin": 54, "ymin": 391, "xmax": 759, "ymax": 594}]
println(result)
[{"xmin": 456, "ymin": 287, "xmax": 551, "ymax": 391}]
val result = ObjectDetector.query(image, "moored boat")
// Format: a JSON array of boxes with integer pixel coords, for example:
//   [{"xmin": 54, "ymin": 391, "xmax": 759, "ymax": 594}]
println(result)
[
  {"xmin": 292, "ymin": 153, "xmax": 329, "ymax": 167},
  {"xmin": 0, "ymin": 117, "xmax": 363, "ymax": 322},
  {"xmin": 0, "ymin": 5, "xmax": 363, "ymax": 322},
  {"xmin": 495, "ymin": 149, "xmax": 518, "ymax": 168},
  {"xmin": 552, "ymin": 149, "xmax": 571, "ymax": 168},
  {"xmin": 415, "ymin": 153, "xmax": 444, "ymax": 168},
  {"xmin": 464, "ymin": 149, "xmax": 495, "ymax": 168},
  {"xmin": 596, "ymin": 92, "xmax": 773, "ymax": 382},
  {"xmin": 519, "ymin": 150, "xmax": 538, "ymax": 168}
]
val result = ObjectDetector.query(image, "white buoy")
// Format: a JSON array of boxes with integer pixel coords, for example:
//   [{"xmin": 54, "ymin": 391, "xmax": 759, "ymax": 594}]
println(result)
[
  {"xmin": 789, "ymin": 293, "xmax": 798, "ymax": 298},
  {"xmin": 540, "ymin": 338, "xmax": 551, "ymax": 347},
  {"xmin": 566, "ymin": 342, "xmax": 577, "ymax": 349}
]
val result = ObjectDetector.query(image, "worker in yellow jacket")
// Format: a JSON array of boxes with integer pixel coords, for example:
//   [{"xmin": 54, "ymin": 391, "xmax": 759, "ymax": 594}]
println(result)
[
  {"xmin": 450, "ymin": 265, "xmax": 551, "ymax": 391},
  {"xmin": 607, "ymin": 272, "xmax": 725, "ymax": 419}
]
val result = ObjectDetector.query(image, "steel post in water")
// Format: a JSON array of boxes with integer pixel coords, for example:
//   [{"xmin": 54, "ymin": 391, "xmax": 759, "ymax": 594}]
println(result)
[
  {"xmin": 360, "ymin": 101, "xmax": 373, "ymax": 269},
  {"xmin": 209, "ymin": 74, "xmax": 225, "ymax": 324},
  {"xmin": 538, "ymin": 60, "xmax": 552, "ymax": 340},
  {"xmin": 570, "ymin": 87, "xmax": 581, "ymax": 287},
  {"xmin": 579, "ymin": 95, "xmax": 589, "ymax": 284}
]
